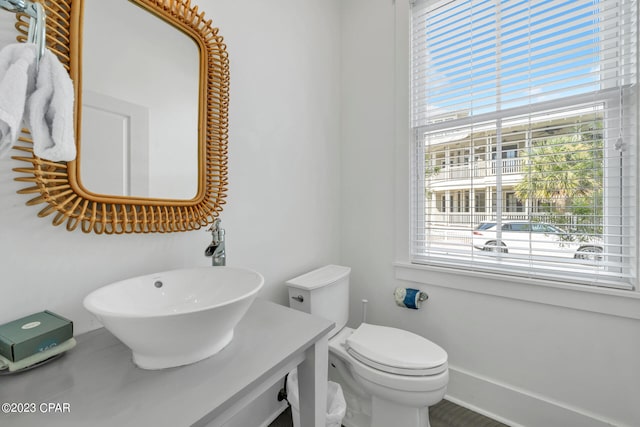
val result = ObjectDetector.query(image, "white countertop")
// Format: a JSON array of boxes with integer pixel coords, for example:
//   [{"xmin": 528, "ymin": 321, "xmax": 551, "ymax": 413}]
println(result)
[{"xmin": 0, "ymin": 299, "xmax": 334, "ymax": 427}]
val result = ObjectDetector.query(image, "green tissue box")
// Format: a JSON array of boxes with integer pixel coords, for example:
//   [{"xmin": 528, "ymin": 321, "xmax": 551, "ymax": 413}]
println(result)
[{"xmin": 0, "ymin": 311, "xmax": 73, "ymax": 362}]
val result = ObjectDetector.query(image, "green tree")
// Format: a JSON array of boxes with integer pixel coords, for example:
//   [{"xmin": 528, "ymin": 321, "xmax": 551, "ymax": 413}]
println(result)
[{"xmin": 515, "ymin": 126, "xmax": 603, "ymax": 232}]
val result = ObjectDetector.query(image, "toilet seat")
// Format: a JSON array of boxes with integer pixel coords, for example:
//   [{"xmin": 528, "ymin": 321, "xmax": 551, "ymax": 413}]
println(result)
[{"xmin": 345, "ymin": 323, "xmax": 447, "ymax": 376}]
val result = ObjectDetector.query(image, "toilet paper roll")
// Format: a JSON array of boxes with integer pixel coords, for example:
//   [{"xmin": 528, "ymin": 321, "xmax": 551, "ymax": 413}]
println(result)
[{"xmin": 394, "ymin": 287, "xmax": 428, "ymax": 309}]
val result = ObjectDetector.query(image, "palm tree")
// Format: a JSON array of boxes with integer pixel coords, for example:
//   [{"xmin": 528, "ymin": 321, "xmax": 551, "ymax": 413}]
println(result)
[{"xmin": 515, "ymin": 126, "xmax": 603, "ymax": 231}]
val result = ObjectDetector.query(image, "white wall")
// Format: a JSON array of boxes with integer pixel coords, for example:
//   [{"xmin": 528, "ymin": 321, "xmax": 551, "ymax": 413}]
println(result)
[
  {"xmin": 0, "ymin": 0, "xmax": 340, "ymax": 350},
  {"xmin": 0, "ymin": 2, "xmax": 340, "ymax": 424},
  {"xmin": 340, "ymin": 1, "xmax": 640, "ymax": 427}
]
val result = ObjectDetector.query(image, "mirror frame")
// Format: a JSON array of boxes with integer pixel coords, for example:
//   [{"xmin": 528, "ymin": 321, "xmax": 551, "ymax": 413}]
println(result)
[{"xmin": 12, "ymin": 0, "xmax": 229, "ymax": 234}]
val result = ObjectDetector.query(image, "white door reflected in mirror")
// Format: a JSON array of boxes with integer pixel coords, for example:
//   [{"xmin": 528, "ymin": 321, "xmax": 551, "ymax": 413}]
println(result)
[{"xmin": 80, "ymin": 0, "xmax": 199, "ymax": 200}]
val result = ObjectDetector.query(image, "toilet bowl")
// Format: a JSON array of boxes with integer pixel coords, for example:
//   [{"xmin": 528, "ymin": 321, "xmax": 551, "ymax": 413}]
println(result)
[
  {"xmin": 329, "ymin": 325, "xmax": 448, "ymax": 427},
  {"xmin": 286, "ymin": 265, "xmax": 449, "ymax": 427}
]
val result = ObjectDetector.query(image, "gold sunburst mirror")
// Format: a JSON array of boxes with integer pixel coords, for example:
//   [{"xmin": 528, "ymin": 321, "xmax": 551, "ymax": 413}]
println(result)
[{"xmin": 12, "ymin": 0, "xmax": 229, "ymax": 234}]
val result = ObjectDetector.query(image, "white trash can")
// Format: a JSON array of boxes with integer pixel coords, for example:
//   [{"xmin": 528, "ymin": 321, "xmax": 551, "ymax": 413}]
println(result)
[{"xmin": 286, "ymin": 369, "xmax": 346, "ymax": 427}]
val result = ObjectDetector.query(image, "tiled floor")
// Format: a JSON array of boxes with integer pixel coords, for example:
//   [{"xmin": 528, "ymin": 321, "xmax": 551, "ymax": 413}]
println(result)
[{"xmin": 269, "ymin": 399, "xmax": 509, "ymax": 427}]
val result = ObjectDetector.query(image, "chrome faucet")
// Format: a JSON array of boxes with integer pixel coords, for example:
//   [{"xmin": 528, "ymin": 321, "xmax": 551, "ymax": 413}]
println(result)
[{"xmin": 205, "ymin": 219, "xmax": 226, "ymax": 266}]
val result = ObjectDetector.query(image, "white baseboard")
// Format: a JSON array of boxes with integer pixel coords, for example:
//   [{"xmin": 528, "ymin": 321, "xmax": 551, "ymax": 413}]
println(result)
[
  {"xmin": 446, "ymin": 365, "xmax": 623, "ymax": 427},
  {"xmin": 219, "ymin": 365, "xmax": 625, "ymax": 427}
]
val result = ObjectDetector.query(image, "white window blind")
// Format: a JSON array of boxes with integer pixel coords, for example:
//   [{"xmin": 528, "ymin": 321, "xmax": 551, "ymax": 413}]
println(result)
[{"xmin": 410, "ymin": 0, "xmax": 638, "ymax": 289}]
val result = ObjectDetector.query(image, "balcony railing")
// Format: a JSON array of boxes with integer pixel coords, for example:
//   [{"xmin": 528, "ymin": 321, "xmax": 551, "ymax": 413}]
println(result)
[{"xmin": 430, "ymin": 158, "xmax": 524, "ymax": 181}]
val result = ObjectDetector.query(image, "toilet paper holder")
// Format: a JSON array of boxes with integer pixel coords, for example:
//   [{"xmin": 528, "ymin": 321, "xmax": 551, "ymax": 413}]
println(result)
[
  {"xmin": 393, "ymin": 289, "xmax": 428, "ymax": 301},
  {"xmin": 393, "ymin": 287, "xmax": 428, "ymax": 309}
]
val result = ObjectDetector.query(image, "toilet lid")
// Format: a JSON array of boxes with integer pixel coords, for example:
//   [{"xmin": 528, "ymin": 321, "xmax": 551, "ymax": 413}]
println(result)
[{"xmin": 345, "ymin": 324, "xmax": 448, "ymax": 376}]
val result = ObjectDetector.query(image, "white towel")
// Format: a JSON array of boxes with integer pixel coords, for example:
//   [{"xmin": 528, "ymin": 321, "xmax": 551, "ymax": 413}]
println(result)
[
  {"xmin": 0, "ymin": 43, "xmax": 36, "ymax": 158},
  {"xmin": 25, "ymin": 46, "xmax": 76, "ymax": 162}
]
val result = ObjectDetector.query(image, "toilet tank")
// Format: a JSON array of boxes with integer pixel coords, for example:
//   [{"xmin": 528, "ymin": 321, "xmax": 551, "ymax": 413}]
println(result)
[{"xmin": 286, "ymin": 265, "xmax": 350, "ymax": 338}]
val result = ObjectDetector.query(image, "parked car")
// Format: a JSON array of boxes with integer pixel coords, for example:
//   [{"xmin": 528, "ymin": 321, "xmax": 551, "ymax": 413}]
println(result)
[{"xmin": 472, "ymin": 221, "xmax": 603, "ymax": 260}]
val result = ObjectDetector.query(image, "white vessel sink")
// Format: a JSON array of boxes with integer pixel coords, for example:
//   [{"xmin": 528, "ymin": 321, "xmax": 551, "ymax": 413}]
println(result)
[{"xmin": 83, "ymin": 267, "xmax": 264, "ymax": 370}]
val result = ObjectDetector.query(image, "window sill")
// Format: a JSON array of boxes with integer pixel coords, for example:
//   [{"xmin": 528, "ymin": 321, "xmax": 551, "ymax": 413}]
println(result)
[{"xmin": 394, "ymin": 262, "xmax": 640, "ymax": 320}]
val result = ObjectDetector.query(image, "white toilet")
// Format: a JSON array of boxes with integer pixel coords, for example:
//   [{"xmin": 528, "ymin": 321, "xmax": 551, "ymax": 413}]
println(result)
[{"xmin": 286, "ymin": 265, "xmax": 448, "ymax": 427}]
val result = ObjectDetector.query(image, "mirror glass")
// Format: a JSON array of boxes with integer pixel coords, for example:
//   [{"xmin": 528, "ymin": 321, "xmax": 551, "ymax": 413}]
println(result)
[{"xmin": 80, "ymin": 0, "xmax": 199, "ymax": 199}]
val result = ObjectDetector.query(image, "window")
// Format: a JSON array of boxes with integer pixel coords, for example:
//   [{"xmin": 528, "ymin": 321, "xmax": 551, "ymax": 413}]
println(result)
[
  {"xmin": 410, "ymin": 0, "xmax": 637, "ymax": 289},
  {"xmin": 505, "ymin": 192, "xmax": 523, "ymax": 213}
]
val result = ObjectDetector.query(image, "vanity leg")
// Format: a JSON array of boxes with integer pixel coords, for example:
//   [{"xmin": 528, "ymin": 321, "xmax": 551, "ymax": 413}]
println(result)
[{"xmin": 297, "ymin": 333, "xmax": 329, "ymax": 427}]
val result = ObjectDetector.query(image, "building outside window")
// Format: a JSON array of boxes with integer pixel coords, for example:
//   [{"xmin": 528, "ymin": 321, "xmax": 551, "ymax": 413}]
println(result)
[{"xmin": 410, "ymin": 0, "xmax": 637, "ymax": 289}]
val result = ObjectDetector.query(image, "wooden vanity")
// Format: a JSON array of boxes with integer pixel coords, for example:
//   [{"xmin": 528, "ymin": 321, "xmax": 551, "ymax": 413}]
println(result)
[{"xmin": 0, "ymin": 300, "xmax": 333, "ymax": 427}]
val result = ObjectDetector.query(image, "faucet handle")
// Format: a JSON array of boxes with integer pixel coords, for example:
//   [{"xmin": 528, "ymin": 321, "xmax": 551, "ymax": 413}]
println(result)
[
  {"xmin": 207, "ymin": 218, "xmax": 221, "ymax": 232},
  {"xmin": 207, "ymin": 219, "xmax": 225, "ymax": 245},
  {"xmin": 204, "ymin": 243, "xmax": 216, "ymax": 257}
]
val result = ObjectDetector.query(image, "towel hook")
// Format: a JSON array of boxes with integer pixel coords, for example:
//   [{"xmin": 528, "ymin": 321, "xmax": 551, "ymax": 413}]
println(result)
[
  {"xmin": 0, "ymin": 0, "xmax": 28, "ymax": 13},
  {"xmin": 0, "ymin": 0, "xmax": 46, "ymax": 68},
  {"xmin": 26, "ymin": 2, "xmax": 45, "ymax": 65}
]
